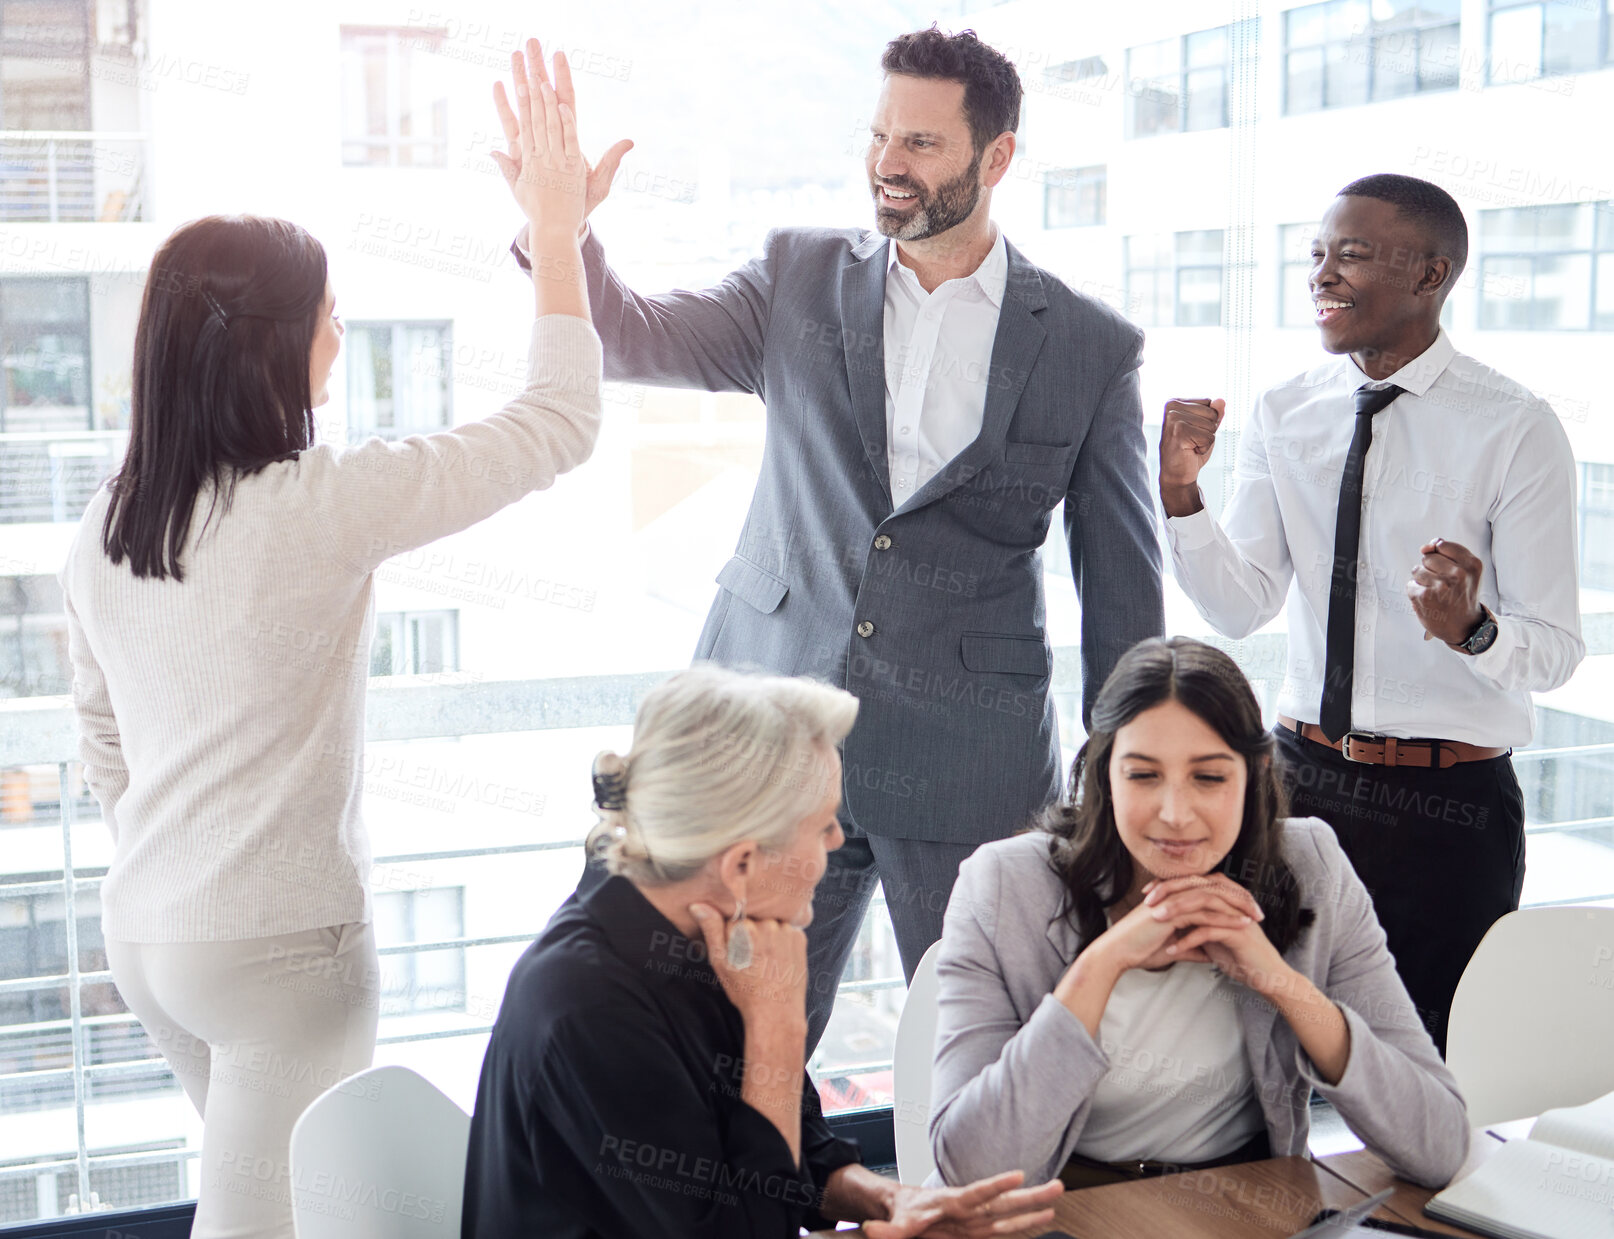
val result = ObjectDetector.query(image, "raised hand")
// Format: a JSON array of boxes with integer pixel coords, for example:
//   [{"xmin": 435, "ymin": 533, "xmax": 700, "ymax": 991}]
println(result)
[
  {"xmin": 491, "ymin": 40, "xmax": 587, "ymax": 235},
  {"xmin": 1159, "ymin": 397, "xmax": 1225, "ymax": 518},
  {"xmin": 493, "ymin": 38, "xmax": 632, "ymax": 234}
]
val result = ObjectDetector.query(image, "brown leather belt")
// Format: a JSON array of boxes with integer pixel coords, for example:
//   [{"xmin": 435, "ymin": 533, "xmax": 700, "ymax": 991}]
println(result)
[{"xmin": 1277, "ymin": 716, "xmax": 1509, "ymax": 769}]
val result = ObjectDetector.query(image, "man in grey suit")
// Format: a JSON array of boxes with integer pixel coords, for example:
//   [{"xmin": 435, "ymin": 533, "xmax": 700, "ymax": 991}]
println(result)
[{"xmin": 512, "ymin": 28, "xmax": 1163, "ymax": 1051}]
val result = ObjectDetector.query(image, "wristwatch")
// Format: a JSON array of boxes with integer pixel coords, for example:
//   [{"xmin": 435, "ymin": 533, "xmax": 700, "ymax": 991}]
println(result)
[{"xmin": 1451, "ymin": 605, "xmax": 1499, "ymax": 656}]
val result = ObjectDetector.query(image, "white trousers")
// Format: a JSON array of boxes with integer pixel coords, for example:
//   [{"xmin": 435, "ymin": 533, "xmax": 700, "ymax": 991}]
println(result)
[{"xmin": 106, "ymin": 923, "xmax": 380, "ymax": 1239}]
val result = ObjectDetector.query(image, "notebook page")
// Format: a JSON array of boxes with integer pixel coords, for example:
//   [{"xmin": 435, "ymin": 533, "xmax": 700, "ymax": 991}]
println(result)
[
  {"xmin": 1425, "ymin": 1140, "xmax": 1614, "ymax": 1239},
  {"xmin": 1532, "ymin": 1091, "xmax": 1614, "ymax": 1165}
]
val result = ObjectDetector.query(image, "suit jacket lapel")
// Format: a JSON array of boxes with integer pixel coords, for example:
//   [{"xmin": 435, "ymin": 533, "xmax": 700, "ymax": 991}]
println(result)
[
  {"xmin": 905, "ymin": 239, "xmax": 1048, "ymax": 512},
  {"xmin": 840, "ymin": 232, "xmax": 893, "ymax": 511}
]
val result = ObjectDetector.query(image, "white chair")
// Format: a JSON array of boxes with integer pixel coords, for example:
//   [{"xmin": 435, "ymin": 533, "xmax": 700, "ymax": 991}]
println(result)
[
  {"xmin": 892, "ymin": 940, "xmax": 944, "ymax": 1184},
  {"xmin": 1446, "ymin": 905, "xmax": 1614, "ymax": 1127},
  {"xmin": 288, "ymin": 1064, "xmax": 470, "ymax": 1238}
]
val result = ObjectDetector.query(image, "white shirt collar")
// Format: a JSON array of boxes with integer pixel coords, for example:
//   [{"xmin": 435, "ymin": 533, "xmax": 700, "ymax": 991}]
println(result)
[
  {"xmin": 1344, "ymin": 328, "xmax": 1457, "ymax": 398},
  {"xmin": 886, "ymin": 227, "xmax": 1008, "ymax": 309}
]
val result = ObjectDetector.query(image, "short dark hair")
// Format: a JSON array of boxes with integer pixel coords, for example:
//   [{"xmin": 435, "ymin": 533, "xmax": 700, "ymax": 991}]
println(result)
[
  {"xmin": 103, "ymin": 215, "xmax": 327, "ymax": 580},
  {"xmin": 881, "ymin": 26, "xmax": 1021, "ymax": 154},
  {"xmin": 1038, "ymin": 637, "xmax": 1315, "ymax": 957},
  {"xmin": 1338, "ymin": 172, "xmax": 1469, "ymax": 285}
]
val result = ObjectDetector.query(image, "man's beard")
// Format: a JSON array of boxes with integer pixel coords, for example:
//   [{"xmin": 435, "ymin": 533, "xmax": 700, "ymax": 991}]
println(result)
[{"xmin": 872, "ymin": 151, "xmax": 983, "ymax": 241}]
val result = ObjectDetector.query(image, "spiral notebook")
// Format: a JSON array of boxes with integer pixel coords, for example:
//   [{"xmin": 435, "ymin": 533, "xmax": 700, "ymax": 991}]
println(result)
[{"xmin": 1423, "ymin": 1089, "xmax": 1614, "ymax": 1239}]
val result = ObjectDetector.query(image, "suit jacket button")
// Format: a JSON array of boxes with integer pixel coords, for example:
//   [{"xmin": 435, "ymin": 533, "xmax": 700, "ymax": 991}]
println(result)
[
  {"xmin": 857, "ymin": 621, "xmax": 875, "ymax": 638},
  {"xmin": 873, "ymin": 535, "xmax": 892, "ymax": 551}
]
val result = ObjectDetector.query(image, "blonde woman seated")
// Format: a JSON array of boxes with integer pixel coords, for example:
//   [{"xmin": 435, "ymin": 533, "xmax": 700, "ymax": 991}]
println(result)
[
  {"xmin": 462, "ymin": 665, "xmax": 1063, "ymax": 1238},
  {"xmin": 929, "ymin": 637, "xmax": 1468, "ymax": 1192}
]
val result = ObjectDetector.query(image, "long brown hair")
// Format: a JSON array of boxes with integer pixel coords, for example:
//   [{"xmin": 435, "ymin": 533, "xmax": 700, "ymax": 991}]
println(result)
[
  {"xmin": 102, "ymin": 215, "xmax": 327, "ymax": 580},
  {"xmin": 1040, "ymin": 637, "xmax": 1314, "ymax": 955}
]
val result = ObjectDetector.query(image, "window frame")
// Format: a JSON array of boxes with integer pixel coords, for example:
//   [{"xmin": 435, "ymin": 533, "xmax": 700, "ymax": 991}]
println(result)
[
  {"xmin": 338, "ymin": 26, "xmax": 449, "ymax": 168},
  {"xmin": 1477, "ymin": 200, "xmax": 1613, "ymax": 331},
  {"xmin": 1124, "ymin": 25, "xmax": 1233, "ymax": 138},
  {"xmin": 1485, "ymin": 0, "xmax": 1614, "ymax": 85}
]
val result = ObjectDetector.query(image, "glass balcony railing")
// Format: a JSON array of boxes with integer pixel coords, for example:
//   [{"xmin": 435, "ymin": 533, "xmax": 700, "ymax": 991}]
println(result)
[
  {"xmin": 0, "ymin": 430, "xmax": 125, "ymax": 525},
  {"xmin": 1, "ymin": 642, "xmax": 1612, "ymax": 1221}
]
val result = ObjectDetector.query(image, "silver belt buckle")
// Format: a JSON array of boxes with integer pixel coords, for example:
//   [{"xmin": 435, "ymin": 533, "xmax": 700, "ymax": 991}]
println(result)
[{"xmin": 1341, "ymin": 732, "xmax": 1379, "ymax": 763}]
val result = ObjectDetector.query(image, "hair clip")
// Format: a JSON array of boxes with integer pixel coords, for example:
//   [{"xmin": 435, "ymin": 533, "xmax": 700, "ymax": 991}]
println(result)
[
  {"xmin": 201, "ymin": 290, "xmax": 230, "ymax": 329},
  {"xmin": 591, "ymin": 761, "xmax": 627, "ymax": 812}
]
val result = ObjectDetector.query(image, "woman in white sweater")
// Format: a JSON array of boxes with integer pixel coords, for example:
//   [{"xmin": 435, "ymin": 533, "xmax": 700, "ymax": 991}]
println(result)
[{"xmin": 60, "ymin": 42, "xmax": 599, "ymax": 1239}]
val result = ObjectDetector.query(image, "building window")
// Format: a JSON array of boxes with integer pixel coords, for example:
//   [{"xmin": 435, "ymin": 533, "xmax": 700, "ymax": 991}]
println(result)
[
  {"xmin": 1124, "ymin": 230, "xmax": 1225, "ymax": 327},
  {"xmin": 373, "ymin": 887, "xmax": 466, "ymax": 1015},
  {"xmin": 1488, "ymin": 0, "xmax": 1614, "ymax": 85},
  {"xmin": 1125, "ymin": 26, "xmax": 1231, "ymax": 138},
  {"xmin": 1581, "ymin": 463, "xmax": 1614, "ymax": 590},
  {"xmin": 1478, "ymin": 201, "xmax": 1614, "ymax": 330},
  {"xmin": 371, "ymin": 610, "xmax": 459, "ymax": 677},
  {"xmin": 1280, "ymin": 222, "xmax": 1322, "ymax": 327},
  {"xmin": 1043, "ymin": 165, "xmax": 1105, "ymax": 228},
  {"xmin": 0, "ymin": 279, "xmax": 89, "ymax": 434},
  {"xmin": 1284, "ymin": 0, "xmax": 1461, "ymax": 114},
  {"xmin": 346, "ymin": 321, "xmax": 451, "ymax": 438},
  {"xmin": 340, "ymin": 27, "xmax": 448, "ymax": 167}
]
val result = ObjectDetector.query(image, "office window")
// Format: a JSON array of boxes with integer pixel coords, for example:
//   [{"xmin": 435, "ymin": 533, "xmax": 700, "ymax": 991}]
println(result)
[
  {"xmin": 371, "ymin": 609, "xmax": 458, "ymax": 677},
  {"xmin": 346, "ymin": 320, "xmax": 451, "ymax": 438},
  {"xmin": 0, "ymin": 278, "xmax": 89, "ymax": 433},
  {"xmin": 1280, "ymin": 222, "xmax": 1322, "ymax": 327},
  {"xmin": 1582, "ymin": 464, "xmax": 1614, "ymax": 591},
  {"xmin": 1126, "ymin": 25, "xmax": 1232, "ymax": 137},
  {"xmin": 374, "ymin": 886, "xmax": 466, "ymax": 1016},
  {"xmin": 1478, "ymin": 202, "xmax": 1614, "ymax": 330},
  {"xmin": 1488, "ymin": 0, "xmax": 1614, "ymax": 84},
  {"xmin": 340, "ymin": 27, "xmax": 448, "ymax": 167},
  {"xmin": 1043, "ymin": 165, "xmax": 1105, "ymax": 228},
  {"xmin": 1284, "ymin": 0, "xmax": 1460, "ymax": 113},
  {"xmin": 1125, "ymin": 230, "xmax": 1225, "ymax": 326}
]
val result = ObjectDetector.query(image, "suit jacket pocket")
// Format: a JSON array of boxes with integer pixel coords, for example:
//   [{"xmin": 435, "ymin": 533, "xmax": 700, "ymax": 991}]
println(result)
[
  {"xmin": 959, "ymin": 632, "xmax": 1051, "ymax": 678},
  {"xmin": 716, "ymin": 555, "xmax": 789, "ymax": 615}
]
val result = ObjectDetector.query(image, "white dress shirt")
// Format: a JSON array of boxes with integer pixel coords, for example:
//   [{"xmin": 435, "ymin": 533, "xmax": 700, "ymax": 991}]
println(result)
[
  {"xmin": 1166, "ymin": 330, "xmax": 1583, "ymax": 748},
  {"xmin": 882, "ymin": 229, "xmax": 1007, "ymax": 506}
]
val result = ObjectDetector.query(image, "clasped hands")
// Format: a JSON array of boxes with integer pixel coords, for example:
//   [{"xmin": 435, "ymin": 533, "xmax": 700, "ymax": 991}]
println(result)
[{"xmin": 1096, "ymin": 871, "xmax": 1292, "ymax": 997}]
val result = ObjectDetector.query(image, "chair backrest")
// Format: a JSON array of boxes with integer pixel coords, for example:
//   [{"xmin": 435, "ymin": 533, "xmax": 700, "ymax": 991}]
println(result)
[
  {"xmin": 1446, "ymin": 906, "xmax": 1614, "ymax": 1128},
  {"xmin": 288, "ymin": 1064, "xmax": 470, "ymax": 1239},
  {"xmin": 892, "ymin": 941, "xmax": 944, "ymax": 1184}
]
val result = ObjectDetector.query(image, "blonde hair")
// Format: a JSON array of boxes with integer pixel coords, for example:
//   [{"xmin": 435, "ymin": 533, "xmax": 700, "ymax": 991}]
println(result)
[{"xmin": 586, "ymin": 664, "xmax": 859, "ymax": 884}]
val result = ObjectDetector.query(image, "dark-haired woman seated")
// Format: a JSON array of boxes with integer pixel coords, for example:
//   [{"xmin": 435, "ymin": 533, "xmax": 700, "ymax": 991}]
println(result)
[{"xmin": 929, "ymin": 637, "xmax": 1468, "ymax": 1191}]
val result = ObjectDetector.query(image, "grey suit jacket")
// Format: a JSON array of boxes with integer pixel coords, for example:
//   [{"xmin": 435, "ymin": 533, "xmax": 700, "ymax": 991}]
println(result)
[
  {"xmin": 544, "ymin": 226, "xmax": 1163, "ymax": 843},
  {"xmin": 930, "ymin": 820, "xmax": 1469, "ymax": 1188}
]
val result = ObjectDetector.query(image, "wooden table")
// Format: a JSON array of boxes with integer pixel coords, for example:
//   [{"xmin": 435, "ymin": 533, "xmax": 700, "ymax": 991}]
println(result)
[{"xmin": 808, "ymin": 1138, "xmax": 1510, "ymax": 1238}]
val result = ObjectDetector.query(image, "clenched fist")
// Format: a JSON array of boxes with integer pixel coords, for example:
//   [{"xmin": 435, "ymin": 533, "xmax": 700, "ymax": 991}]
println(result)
[{"xmin": 1159, "ymin": 398, "xmax": 1225, "ymax": 518}]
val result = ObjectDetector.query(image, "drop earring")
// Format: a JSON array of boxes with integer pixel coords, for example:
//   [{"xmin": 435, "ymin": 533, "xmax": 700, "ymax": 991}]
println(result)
[{"xmin": 725, "ymin": 899, "xmax": 752, "ymax": 970}]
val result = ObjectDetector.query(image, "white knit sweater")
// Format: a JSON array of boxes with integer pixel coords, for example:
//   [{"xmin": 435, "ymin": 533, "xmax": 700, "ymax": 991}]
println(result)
[{"xmin": 61, "ymin": 314, "xmax": 603, "ymax": 943}]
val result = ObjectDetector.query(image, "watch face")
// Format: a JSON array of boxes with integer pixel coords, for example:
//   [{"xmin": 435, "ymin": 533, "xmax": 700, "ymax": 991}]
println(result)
[{"xmin": 1467, "ymin": 617, "xmax": 1499, "ymax": 654}]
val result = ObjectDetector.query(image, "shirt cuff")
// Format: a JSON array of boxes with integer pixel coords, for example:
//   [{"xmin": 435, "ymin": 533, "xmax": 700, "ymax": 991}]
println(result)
[
  {"xmin": 1462, "ymin": 611, "xmax": 1521, "ymax": 684},
  {"xmin": 1163, "ymin": 496, "xmax": 1219, "ymax": 553}
]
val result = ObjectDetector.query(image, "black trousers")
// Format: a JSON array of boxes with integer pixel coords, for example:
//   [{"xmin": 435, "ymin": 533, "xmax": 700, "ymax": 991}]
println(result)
[{"xmin": 1273, "ymin": 725, "xmax": 1525, "ymax": 1056}]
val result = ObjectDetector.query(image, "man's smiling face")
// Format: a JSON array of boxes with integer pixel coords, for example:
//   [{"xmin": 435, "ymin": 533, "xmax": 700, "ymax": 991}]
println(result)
[{"xmin": 1310, "ymin": 194, "xmax": 1448, "ymax": 367}]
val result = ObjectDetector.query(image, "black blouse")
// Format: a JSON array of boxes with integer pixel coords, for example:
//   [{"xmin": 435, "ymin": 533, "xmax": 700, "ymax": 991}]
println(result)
[{"xmin": 462, "ymin": 875, "xmax": 861, "ymax": 1237}]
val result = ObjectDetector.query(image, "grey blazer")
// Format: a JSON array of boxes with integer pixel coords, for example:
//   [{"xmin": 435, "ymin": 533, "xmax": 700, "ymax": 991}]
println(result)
[
  {"xmin": 929, "ymin": 820, "xmax": 1469, "ymax": 1188},
  {"xmin": 556, "ymin": 226, "xmax": 1164, "ymax": 844}
]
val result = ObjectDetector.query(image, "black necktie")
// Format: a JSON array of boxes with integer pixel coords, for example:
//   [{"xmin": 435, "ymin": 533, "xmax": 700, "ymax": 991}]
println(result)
[{"xmin": 1319, "ymin": 383, "xmax": 1406, "ymax": 743}]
